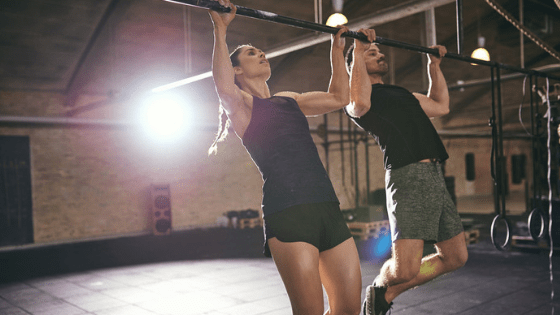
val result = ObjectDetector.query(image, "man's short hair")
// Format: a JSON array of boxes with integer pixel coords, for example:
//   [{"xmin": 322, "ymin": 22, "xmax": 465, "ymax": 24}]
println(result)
[{"xmin": 345, "ymin": 42, "xmax": 378, "ymax": 73}]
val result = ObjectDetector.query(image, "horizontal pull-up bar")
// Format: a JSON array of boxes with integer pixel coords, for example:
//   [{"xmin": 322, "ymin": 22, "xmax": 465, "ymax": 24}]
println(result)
[{"xmin": 164, "ymin": 0, "xmax": 560, "ymax": 81}]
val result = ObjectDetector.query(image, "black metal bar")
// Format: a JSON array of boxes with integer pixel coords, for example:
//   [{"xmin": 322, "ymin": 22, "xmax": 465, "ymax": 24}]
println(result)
[
  {"xmin": 529, "ymin": 76, "xmax": 537, "ymax": 207},
  {"xmin": 323, "ymin": 114, "xmax": 329, "ymax": 174},
  {"xmin": 490, "ymin": 66, "xmax": 513, "ymax": 251},
  {"xmin": 456, "ymin": 0, "xmax": 463, "ymax": 55},
  {"xmin": 165, "ymin": 0, "xmax": 560, "ymax": 80},
  {"xmin": 365, "ymin": 136, "xmax": 370, "ymax": 205},
  {"xmin": 527, "ymin": 74, "xmax": 548, "ymax": 241},
  {"xmin": 339, "ymin": 110, "xmax": 345, "ymax": 186},
  {"xmin": 497, "ymin": 67, "xmax": 506, "ymax": 219},
  {"xmin": 349, "ymin": 118, "xmax": 354, "ymax": 185},
  {"xmin": 490, "ymin": 67, "xmax": 500, "ymax": 215},
  {"xmin": 530, "ymin": 75, "xmax": 538, "ymax": 209},
  {"xmin": 353, "ymin": 124, "xmax": 359, "ymax": 208}
]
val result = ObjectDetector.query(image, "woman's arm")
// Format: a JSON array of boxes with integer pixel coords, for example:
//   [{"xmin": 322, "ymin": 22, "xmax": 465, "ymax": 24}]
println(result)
[
  {"xmin": 209, "ymin": 0, "xmax": 244, "ymax": 111},
  {"xmin": 209, "ymin": 0, "xmax": 253, "ymax": 138},
  {"xmin": 279, "ymin": 26, "xmax": 350, "ymax": 116}
]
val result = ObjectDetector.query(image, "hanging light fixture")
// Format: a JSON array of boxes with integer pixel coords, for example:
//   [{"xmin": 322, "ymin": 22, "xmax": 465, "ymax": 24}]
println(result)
[
  {"xmin": 471, "ymin": 10, "xmax": 490, "ymax": 65},
  {"xmin": 326, "ymin": 0, "xmax": 347, "ymax": 26},
  {"xmin": 326, "ymin": 13, "xmax": 347, "ymax": 26},
  {"xmin": 471, "ymin": 36, "xmax": 490, "ymax": 63}
]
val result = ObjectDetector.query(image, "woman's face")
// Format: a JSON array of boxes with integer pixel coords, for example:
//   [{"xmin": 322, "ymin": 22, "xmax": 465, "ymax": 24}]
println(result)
[{"xmin": 235, "ymin": 46, "xmax": 271, "ymax": 80}]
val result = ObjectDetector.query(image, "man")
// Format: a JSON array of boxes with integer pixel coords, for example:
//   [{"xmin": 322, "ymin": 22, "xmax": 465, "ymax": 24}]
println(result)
[{"xmin": 345, "ymin": 29, "xmax": 468, "ymax": 315}]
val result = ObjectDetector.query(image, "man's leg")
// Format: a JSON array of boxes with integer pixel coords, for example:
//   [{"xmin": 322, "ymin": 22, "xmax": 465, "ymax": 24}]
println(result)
[
  {"xmin": 363, "ymin": 238, "xmax": 423, "ymax": 315},
  {"xmin": 375, "ymin": 238, "xmax": 424, "ymax": 291},
  {"xmin": 383, "ymin": 232, "xmax": 468, "ymax": 303}
]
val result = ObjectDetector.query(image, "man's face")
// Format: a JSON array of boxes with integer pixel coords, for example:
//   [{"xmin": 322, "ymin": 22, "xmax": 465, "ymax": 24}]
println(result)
[{"xmin": 363, "ymin": 44, "xmax": 389, "ymax": 75}]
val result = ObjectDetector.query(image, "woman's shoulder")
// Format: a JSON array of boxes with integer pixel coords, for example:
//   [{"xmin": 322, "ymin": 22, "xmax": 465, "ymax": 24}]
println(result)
[{"xmin": 273, "ymin": 91, "xmax": 298, "ymax": 101}]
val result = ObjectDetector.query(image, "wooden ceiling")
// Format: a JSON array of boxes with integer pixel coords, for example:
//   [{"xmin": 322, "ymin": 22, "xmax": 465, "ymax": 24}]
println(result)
[{"xmin": 1, "ymin": 0, "xmax": 559, "ymax": 132}]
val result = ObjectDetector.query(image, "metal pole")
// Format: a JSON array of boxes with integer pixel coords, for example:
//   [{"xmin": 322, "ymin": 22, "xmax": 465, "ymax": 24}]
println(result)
[
  {"xmin": 155, "ymin": 0, "xmax": 559, "ymax": 92},
  {"xmin": 353, "ymin": 125, "xmax": 359, "ymax": 208},
  {"xmin": 339, "ymin": 110, "xmax": 345, "ymax": 186},
  {"xmin": 530, "ymin": 75, "xmax": 537, "ymax": 208},
  {"xmin": 324, "ymin": 114, "xmax": 330, "ymax": 174},
  {"xmin": 456, "ymin": 0, "xmax": 463, "ymax": 54},
  {"xmin": 519, "ymin": 0, "xmax": 524, "ymax": 68},
  {"xmin": 422, "ymin": 8, "xmax": 437, "ymax": 90},
  {"xmin": 364, "ymin": 136, "xmax": 370, "ymax": 205},
  {"xmin": 496, "ymin": 67, "xmax": 507, "ymax": 219},
  {"xmin": 163, "ymin": 0, "xmax": 560, "ymax": 80},
  {"xmin": 490, "ymin": 67, "xmax": 500, "ymax": 216},
  {"xmin": 425, "ymin": 7, "xmax": 437, "ymax": 47}
]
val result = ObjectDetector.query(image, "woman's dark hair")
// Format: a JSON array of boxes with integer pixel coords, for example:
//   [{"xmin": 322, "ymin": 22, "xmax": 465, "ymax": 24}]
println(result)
[
  {"xmin": 208, "ymin": 45, "xmax": 249, "ymax": 155},
  {"xmin": 230, "ymin": 45, "xmax": 244, "ymax": 67}
]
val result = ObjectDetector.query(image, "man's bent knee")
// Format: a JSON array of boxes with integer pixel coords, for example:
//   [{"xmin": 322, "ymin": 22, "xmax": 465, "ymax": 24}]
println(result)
[
  {"xmin": 451, "ymin": 247, "xmax": 468, "ymax": 270},
  {"xmin": 393, "ymin": 264, "xmax": 420, "ymax": 284},
  {"xmin": 439, "ymin": 243, "xmax": 468, "ymax": 272}
]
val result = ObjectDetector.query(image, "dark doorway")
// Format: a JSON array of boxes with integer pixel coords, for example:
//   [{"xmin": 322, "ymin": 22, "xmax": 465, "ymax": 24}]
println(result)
[{"xmin": 0, "ymin": 136, "xmax": 33, "ymax": 246}]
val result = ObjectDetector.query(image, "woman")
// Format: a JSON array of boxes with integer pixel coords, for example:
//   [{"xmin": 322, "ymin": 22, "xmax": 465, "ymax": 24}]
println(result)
[{"xmin": 208, "ymin": 1, "xmax": 361, "ymax": 314}]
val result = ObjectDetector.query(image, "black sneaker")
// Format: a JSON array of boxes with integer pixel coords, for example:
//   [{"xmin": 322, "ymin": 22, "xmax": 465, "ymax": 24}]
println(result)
[{"xmin": 362, "ymin": 285, "xmax": 393, "ymax": 315}]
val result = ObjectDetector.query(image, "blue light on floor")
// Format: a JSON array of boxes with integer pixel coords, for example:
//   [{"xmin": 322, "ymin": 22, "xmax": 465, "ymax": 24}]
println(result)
[
  {"xmin": 360, "ymin": 228, "xmax": 392, "ymax": 263},
  {"xmin": 373, "ymin": 231, "xmax": 392, "ymax": 258}
]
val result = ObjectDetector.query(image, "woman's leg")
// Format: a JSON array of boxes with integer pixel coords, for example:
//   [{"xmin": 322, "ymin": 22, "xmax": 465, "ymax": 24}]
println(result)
[
  {"xmin": 268, "ymin": 237, "xmax": 325, "ymax": 315},
  {"xmin": 319, "ymin": 238, "xmax": 362, "ymax": 315}
]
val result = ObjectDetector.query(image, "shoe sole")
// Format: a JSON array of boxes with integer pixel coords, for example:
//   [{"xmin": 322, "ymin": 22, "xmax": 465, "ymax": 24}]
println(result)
[{"xmin": 363, "ymin": 285, "xmax": 375, "ymax": 315}]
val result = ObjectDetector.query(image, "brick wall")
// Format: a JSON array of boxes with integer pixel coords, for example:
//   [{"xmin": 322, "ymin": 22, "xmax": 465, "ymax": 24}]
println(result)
[{"xmin": 0, "ymin": 90, "xmax": 532, "ymax": 245}]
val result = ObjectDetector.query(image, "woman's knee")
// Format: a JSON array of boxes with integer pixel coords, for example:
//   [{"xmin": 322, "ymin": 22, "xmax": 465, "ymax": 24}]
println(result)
[
  {"xmin": 328, "ymin": 299, "xmax": 361, "ymax": 315},
  {"xmin": 292, "ymin": 301, "xmax": 324, "ymax": 315},
  {"xmin": 344, "ymin": 300, "xmax": 362, "ymax": 315}
]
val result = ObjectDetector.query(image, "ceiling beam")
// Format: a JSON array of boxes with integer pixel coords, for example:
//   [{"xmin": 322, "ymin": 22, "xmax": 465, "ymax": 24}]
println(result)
[
  {"xmin": 442, "ymin": 42, "xmax": 560, "ymax": 125},
  {"xmin": 65, "ymin": 0, "xmax": 124, "ymax": 107}
]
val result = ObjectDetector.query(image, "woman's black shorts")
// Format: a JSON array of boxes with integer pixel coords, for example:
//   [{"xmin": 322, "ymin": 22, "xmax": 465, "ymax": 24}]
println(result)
[{"xmin": 263, "ymin": 201, "xmax": 352, "ymax": 257}]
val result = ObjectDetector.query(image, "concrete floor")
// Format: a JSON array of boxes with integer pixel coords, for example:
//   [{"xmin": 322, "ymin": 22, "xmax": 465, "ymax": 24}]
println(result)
[
  {"xmin": 1, "ymin": 230, "xmax": 559, "ymax": 315},
  {"xmin": 1, "ymin": 192, "xmax": 558, "ymax": 315}
]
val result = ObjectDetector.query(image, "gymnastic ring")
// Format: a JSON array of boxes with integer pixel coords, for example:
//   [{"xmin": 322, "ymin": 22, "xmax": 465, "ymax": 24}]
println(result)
[
  {"xmin": 490, "ymin": 214, "xmax": 512, "ymax": 251},
  {"xmin": 528, "ymin": 208, "xmax": 546, "ymax": 241}
]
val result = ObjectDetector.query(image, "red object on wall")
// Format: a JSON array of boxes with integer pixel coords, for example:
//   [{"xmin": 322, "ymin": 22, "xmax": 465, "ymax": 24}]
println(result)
[{"xmin": 150, "ymin": 184, "xmax": 172, "ymax": 235}]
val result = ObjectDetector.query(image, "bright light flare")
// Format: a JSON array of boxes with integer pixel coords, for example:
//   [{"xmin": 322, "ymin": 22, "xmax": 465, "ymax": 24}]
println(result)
[
  {"xmin": 471, "ymin": 48, "xmax": 490, "ymax": 62},
  {"xmin": 138, "ymin": 94, "xmax": 190, "ymax": 143},
  {"xmin": 326, "ymin": 13, "xmax": 348, "ymax": 27}
]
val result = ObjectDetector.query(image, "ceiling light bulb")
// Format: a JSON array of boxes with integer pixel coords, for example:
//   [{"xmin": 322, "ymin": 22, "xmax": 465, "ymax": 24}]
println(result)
[
  {"xmin": 471, "ymin": 47, "xmax": 490, "ymax": 62},
  {"xmin": 471, "ymin": 36, "xmax": 490, "ymax": 65},
  {"xmin": 326, "ymin": 13, "xmax": 348, "ymax": 27}
]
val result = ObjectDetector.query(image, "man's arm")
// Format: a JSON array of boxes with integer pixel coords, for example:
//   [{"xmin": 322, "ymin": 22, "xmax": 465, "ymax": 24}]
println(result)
[
  {"xmin": 345, "ymin": 29, "xmax": 376, "ymax": 118},
  {"xmin": 414, "ymin": 45, "xmax": 450, "ymax": 118}
]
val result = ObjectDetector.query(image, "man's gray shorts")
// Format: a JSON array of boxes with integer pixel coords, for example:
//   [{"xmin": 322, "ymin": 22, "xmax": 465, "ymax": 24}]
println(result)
[{"xmin": 385, "ymin": 161, "xmax": 464, "ymax": 244}]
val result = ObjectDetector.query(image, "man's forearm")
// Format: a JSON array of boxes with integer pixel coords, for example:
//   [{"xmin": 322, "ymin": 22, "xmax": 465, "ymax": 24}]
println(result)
[
  {"xmin": 328, "ymin": 49, "xmax": 350, "ymax": 104},
  {"xmin": 427, "ymin": 63, "xmax": 449, "ymax": 106}
]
